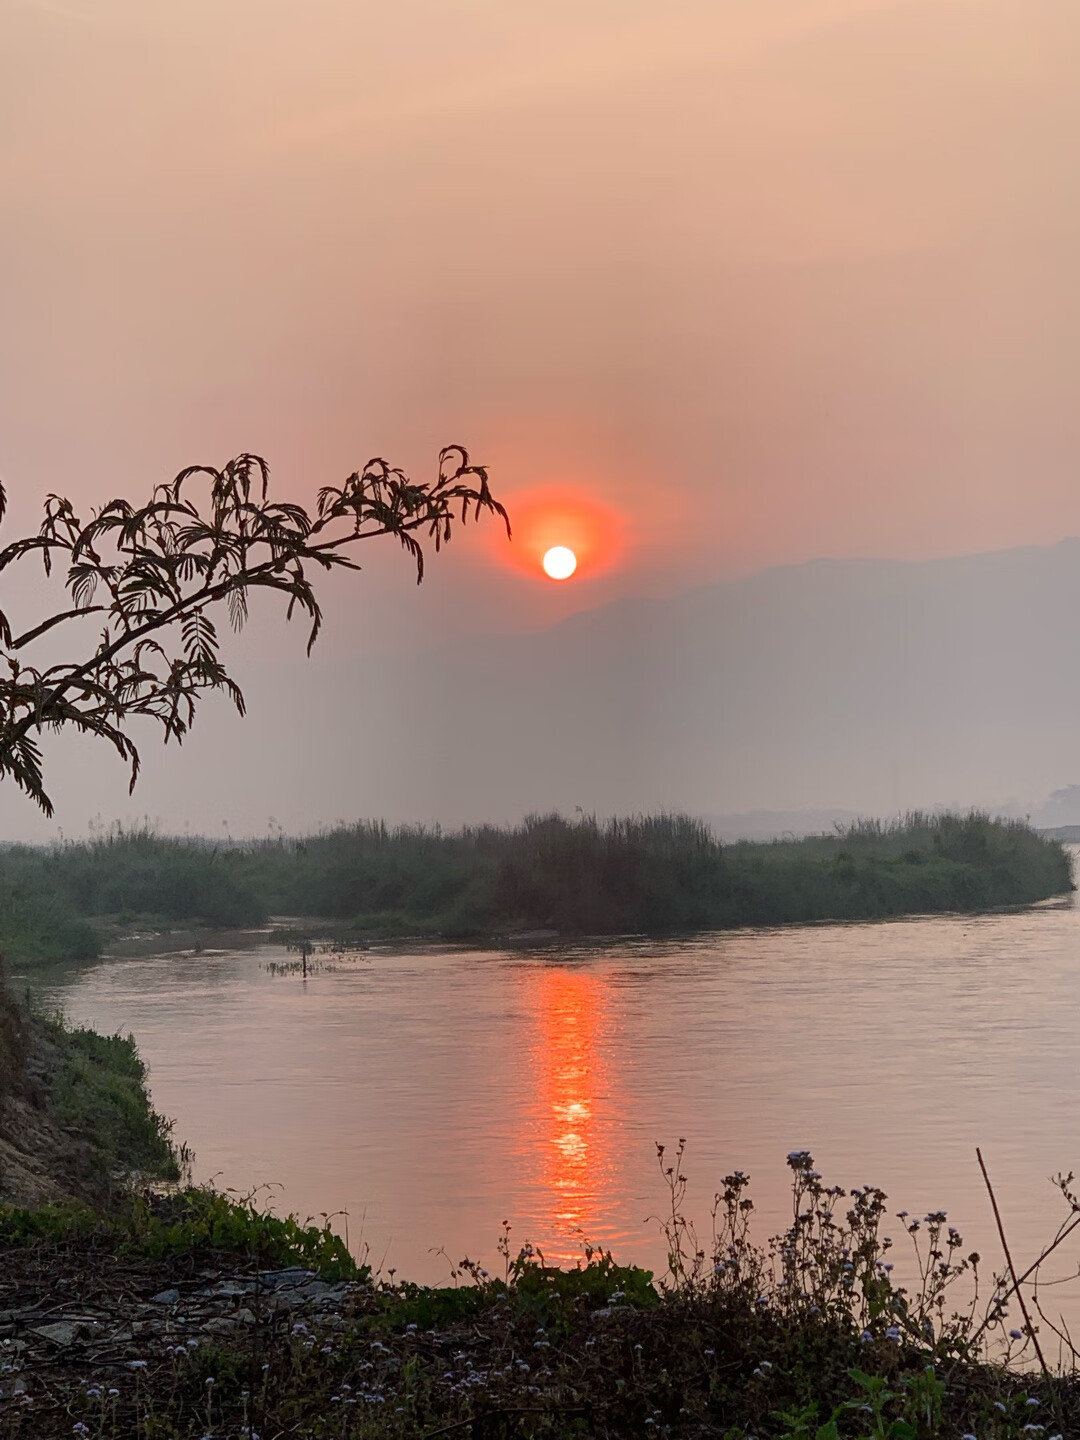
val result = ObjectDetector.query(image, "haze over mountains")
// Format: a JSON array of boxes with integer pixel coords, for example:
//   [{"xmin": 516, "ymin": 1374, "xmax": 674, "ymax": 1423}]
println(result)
[{"xmin": 14, "ymin": 538, "xmax": 1080, "ymax": 843}]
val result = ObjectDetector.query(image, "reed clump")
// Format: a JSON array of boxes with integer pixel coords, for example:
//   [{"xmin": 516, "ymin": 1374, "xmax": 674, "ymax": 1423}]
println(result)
[{"xmin": 0, "ymin": 811, "xmax": 1070, "ymax": 966}]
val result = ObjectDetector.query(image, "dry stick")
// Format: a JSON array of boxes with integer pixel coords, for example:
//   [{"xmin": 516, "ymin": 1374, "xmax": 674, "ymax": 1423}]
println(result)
[
  {"xmin": 976, "ymin": 1147, "xmax": 1052, "ymax": 1383},
  {"xmin": 966, "ymin": 1206, "xmax": 1080, "ymax": 1352}
]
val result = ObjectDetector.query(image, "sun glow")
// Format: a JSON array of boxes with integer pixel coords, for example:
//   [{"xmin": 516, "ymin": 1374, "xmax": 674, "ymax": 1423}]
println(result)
[
  {"xmin": 542, "ymin": 545, "xmax": 577, "ymax": 580},
  {"xmin": 486, "ymin": 483, "xmax": 626, "ymax": 583}
]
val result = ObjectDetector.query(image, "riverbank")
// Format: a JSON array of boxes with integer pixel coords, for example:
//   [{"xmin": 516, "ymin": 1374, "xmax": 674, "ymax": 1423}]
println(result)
[
  {"xmin": 1, "ymin": 1154, "xmax": 1076, "ymax": 1438},
  {"xmin": 0, "ymin": 984, "xmax": 178, "ymax": 1209},
  {"xmin": 0, "ymin": 811, "xmax": 1071, "ymax": 966}
]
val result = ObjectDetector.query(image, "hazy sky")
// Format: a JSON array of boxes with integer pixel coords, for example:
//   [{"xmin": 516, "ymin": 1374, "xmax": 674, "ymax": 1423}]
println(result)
[{"xmin": 5, "ymin": 0, "xmax": 1080, "ymax": 834}]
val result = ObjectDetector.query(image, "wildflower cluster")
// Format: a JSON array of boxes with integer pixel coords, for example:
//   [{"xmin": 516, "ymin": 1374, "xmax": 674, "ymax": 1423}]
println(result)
[
  {"xmin": 652, "ymin": 1146, "xmax": 1029, "ymax": 1373},
  {"xmin": 6, "ymin": 1151, "xmax": 1080, "ymax": 1438}
]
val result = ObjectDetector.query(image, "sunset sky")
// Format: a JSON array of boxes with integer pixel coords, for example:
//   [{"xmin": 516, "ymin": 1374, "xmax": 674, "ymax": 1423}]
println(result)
[{"xmin": 5, "ymin": 0, "xmax": 1080, "ymax": 834}]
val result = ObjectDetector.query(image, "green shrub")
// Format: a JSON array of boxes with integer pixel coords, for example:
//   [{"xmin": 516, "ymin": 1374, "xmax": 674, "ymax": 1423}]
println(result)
[
  {"xmin": 45, "ymin": 1016, "xmax": 180, "ymax": 1179},
  {"xmin": 0, "ymin": 1185, "xmax": 367, "ymax": 1281},
  {"xmin": 130, "ymin": 1188, "xmax": 366, "ymax": 1279},
  {"xmin": 0, "ymin": 966, "xmax": 29, "ymax": 1102},
  {"xmin": 0, "ymin": 864, "xmax": 99, "ymax": 966}
]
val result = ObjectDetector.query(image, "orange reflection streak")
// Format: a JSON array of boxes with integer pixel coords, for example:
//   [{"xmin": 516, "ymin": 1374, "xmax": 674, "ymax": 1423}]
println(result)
[{"xmin": 522, "ymin": 966, "xmax": 615, "ymax": 1257}]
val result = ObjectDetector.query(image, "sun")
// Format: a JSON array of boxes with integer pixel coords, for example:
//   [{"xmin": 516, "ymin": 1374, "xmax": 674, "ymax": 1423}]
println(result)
[
  {"xmin": 542, "ymin": 545, "xmax": 577, "ymax": 580},
  {"xmin": 487, "ymin": 483, "xmax": 625, "ymax": 583}
]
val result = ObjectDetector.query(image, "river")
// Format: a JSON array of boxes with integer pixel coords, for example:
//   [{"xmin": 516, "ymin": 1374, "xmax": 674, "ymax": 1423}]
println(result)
[{"xmin": 35, "ymin": 890, "xmax": 1080, "ymax": 1339}]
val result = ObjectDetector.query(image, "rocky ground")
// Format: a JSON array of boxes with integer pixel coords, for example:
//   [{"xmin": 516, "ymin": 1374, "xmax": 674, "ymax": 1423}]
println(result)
[
  {"xmin": 1, "ymin": 1258, "xmax": 359, "ymax": 1379},
  {"xmin": 0, "ymin": 1246, "xmax": 369, "ymax": 1434},
  {"xmin": 2, "ymin": 1235, "xmax": 1075, "ymax": 1440}
]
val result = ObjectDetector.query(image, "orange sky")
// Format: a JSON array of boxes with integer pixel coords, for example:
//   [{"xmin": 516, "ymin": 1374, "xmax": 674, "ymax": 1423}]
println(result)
[{"xmin": 5, "ymin": 0, "xmax": 1080, "ymax": 649}]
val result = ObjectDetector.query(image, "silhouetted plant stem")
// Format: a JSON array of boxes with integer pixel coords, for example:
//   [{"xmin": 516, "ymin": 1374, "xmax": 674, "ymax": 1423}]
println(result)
[{"xmin": 977, "ymin": 1145, "xmax": 1054, "ymax": 1390}]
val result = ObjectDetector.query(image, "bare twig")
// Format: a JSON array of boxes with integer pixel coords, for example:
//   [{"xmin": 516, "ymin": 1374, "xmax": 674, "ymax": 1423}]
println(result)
[{"xmin": 976, "ymin": 1146, "xmax": 1052, "ymax": 1385}]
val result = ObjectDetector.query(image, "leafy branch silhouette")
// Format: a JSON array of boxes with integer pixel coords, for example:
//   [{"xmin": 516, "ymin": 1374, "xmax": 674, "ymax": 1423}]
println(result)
[{"xmin": 0, "ymin": 447, "xmax": 509, "ymax": 815}]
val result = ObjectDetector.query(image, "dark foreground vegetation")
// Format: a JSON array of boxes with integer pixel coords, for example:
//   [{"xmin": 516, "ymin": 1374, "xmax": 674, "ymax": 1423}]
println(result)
[
  {"xmin": 1, "ymin": 1149, "xmax": 1077, "ymax": 1438},
  {"xmin": 0, "ymin": 811, "xmax": 1071, "ymax": 965}
]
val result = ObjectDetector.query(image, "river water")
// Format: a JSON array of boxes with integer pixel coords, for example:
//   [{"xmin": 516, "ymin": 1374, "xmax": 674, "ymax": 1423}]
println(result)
[{"xmin": 36, "ymin": 892, "xmax": 1080, "ymax": 1327}]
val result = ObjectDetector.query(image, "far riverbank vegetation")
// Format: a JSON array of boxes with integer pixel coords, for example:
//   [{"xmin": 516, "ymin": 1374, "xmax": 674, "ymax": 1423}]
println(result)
[{"xmin": 0, "ymin": 811, "xmax": 1070, "ymax": 968}]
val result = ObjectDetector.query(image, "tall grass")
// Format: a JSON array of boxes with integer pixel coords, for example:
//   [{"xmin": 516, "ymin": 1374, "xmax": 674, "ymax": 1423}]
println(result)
[
  {"xmin": 45, "ymin": 823, "xmax": 264, "ymax": 926},
  {"xmin": 0, "ymin": 811, "xmax": 1068, "ymax": 964},
  {"xmin": 245, "ymin": 809, "xmax": 1072, "ymax": 937},
  {"xmin": 0, "ymin": 850, "xmax": 100, "ymax": 966},
  {"xmin": 0, "ymin": 824, "xmax": 264, "ymax": 968}
]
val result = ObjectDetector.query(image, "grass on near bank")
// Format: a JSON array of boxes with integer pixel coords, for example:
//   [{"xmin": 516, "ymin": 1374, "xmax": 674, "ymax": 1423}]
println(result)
[
  {"xmin": 1, "ymin": 1149, "xmax": 1078, "ymax": 1438},
  {"xmin": 0, "ymin": 811, "xmax": 1071, "ymax": 967},
  {"xmin": 0, "ymin": 981, "xmax": 179, "ymax": 1204},
  {"xmin": 0, "ymin": 1185, "xmax": 364, "ymax": 1279},
  {"xmin": 45, "ymin": 1020, "xmax": 181, "ymax": 1180}
]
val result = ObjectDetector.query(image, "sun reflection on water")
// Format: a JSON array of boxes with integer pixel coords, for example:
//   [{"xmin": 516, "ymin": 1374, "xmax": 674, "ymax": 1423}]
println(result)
[{"xmin": 520, "ymin": 964, "xmax": 618, "ymax": 1258}]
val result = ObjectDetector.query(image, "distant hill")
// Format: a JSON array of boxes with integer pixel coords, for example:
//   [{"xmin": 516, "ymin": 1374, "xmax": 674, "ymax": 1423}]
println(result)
[
  {"xmin": 21, "ymin": 538, "xmax": 1080, "ymax": 836},
  {"xmin": 1031, "ymin": 784, "xmax": 1080, "ymax": 829},
  {"xmin": 323, "ymin": 537, "xmax": 1080, "ymax": 825}
]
